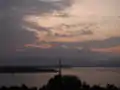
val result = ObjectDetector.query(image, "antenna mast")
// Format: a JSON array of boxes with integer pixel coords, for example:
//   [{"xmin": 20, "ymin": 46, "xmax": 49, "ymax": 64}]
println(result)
[{"xmin": 58, "ymin": 58, "xmax": 62, "ymax": 76}]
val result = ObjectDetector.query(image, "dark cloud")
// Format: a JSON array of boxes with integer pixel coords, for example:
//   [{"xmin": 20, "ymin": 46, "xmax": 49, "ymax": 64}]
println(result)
[
  {"xmin": 0, "ymin": 14, "xmax": 37, "ymax": 56},
  {"xmin": 56, "ymin": 36, "xmax": 120, "ymax": 48},
  {"xmin": 0, "ymin": 0, "xmax": 72, "ymax": 56},
  {"xmin": 1, "ymin": 0, "xmax": 72, "ymax": 15},
  {"xmin": 80, "ymin": 30, "xmax": 93, "ymax": 35},
  {"xmin": 53, "ymin": 30, "xmax": 93, "ymax": 37},
  {"xmin": 24, "ymin": 21, "xmax": 50, "ymax": 31},
  {"xmin": 53, "ymin": 30, "xmax": 93, "ymax": 38},
  {"xmin": 54, "ymin": 33, "xmax": 73, "ymax": 37},
  {"xmin": 80, "ymin": 37, "xmax": 120, "ymax": 48}
]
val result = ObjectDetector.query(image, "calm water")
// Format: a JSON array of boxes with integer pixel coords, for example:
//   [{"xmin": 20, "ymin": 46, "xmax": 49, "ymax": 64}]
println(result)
[{"xmin": 0, "ymin": 67, "xmax": 120, "ymax": 87}]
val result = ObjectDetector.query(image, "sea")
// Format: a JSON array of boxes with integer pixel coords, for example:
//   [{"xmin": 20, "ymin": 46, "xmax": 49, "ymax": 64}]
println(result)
[{"xmin": 0, "ymin": 67, "xmax": 120, "ymax": 88}]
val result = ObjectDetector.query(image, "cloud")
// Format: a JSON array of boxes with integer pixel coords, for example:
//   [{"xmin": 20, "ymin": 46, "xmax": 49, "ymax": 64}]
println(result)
[
  {"xmin": 1, "ymin": 0, "xmax": 120, "ymax": 58},
  {"xmin": 23, "ymin": 0, "xmax": 120, "ymax": 44},
  {"xmin": 61, "ymin": 45, "xmax": 69, "ymax": 49},
  {"xmin": 24, "ymin": 44, "xmax": 53, "ymax": 49},
  {"xmin": 79, "ymin": 37, "xmax": 120, "ymax": 48},
  {"xmin": 0, "ymin": 0, "xmax": 73, "ymax": 56},
  {"xmin": 91, "ymin": 45, "xmax": 120, "ymax": 54},
  {"xmin": 49, "ymin": 36, "xmax": 120, "ymax": 53},
  {"xmin": 75, "ymin": 47, "xmax": 83, "ymax": 50},
  {"xmin": 52, "ymin": 11, "xmax": 71, "ymax": 18},
  {"xmin": 39, "ymin": 0, "xmax": 61, "ymax": 2},
  {"xmin": 81, "ymin": 30, "xmax": 93, "ymax": 35},
  {"xmin": 60, "ymin": 44, "xmax": 84, "ymax": 51}
]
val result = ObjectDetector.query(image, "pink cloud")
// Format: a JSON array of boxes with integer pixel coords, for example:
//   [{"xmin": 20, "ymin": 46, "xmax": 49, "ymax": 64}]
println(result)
[
  {"xmin": 24, "ymin": 44, "xmax": 54, "ymax": 49},
  {"xmin": 91, "ymin": 45, "xmax": 120, "ymax": 54}
]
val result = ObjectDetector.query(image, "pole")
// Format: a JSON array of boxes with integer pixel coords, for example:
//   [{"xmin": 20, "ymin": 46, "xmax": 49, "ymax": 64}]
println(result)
[
  {"xmin": 58, "ymin": 58, "xmax": 62, "ymax": 76},
  {"xmin": 58, "ymin": 58, "xmax": 62, "ymax": 90}
]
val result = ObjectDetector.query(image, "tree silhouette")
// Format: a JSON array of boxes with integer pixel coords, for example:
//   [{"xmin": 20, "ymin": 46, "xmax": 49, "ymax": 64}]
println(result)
[
  {"xmin": 0, "ymin": 75, "xmax": 120, "ymax": 90},
  {"xmin": 82, "ymin": 81, "xmax": 90, "ymax": 90},
  {"xmin": 39, "ymin": 74, "xmax": 81, "ymax": 90},
  {"xmin": 39, "ymin": 75, "xmax": 120, "ymax": 90}
]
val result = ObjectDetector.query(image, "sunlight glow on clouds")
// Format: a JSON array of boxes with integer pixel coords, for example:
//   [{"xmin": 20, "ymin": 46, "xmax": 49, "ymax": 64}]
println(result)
[
  {"xmin": 25, "ymin": 44, "xmax": 54, "ymax": 49},
  {"xmin": 91, "ymin": 46, "xmax": 120, "ymax": 54},
  {"xmin": 23, "ymin": 0, "xmax": 120, "ymax": 49},
  {"xmin": 39, "ymin": 0, "xmax": 61, "ymax": 2}
]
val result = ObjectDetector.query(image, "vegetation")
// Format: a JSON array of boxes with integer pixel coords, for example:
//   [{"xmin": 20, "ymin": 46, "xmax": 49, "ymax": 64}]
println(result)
[
  {"xmin": 0, "ymin": 74, "xmax": 120, "ymax": 90},
  {"xmin": 40, "ymin": 75, "xmax": 120, "ymax": 90}
]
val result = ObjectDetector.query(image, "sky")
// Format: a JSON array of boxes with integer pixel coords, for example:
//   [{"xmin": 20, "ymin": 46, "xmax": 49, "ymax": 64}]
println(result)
[{"xmin": 0, "ymin": 0, "xmax": 120, "ymax": 63}]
